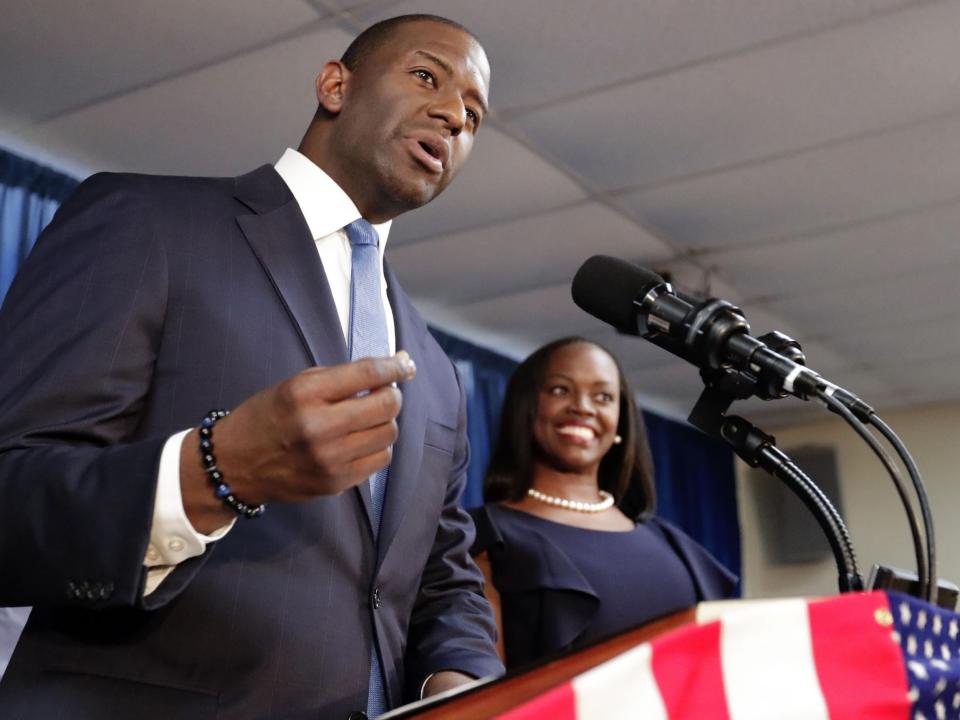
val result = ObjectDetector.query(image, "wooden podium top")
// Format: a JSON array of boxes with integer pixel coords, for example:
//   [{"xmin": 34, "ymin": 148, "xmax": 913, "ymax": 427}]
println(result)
[{"xmin": 383, "ymin": 607, "xmax": 696, "ymax": 719}]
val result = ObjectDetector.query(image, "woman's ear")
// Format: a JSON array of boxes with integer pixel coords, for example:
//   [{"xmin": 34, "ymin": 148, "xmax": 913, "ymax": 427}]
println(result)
[{"xmin": 315, "ymin": 61, "xmax": 349, "ymax": 114}]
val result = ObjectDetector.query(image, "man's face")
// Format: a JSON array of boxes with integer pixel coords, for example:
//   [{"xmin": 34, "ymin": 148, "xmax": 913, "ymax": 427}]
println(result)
[{"xmin": 332, "ymin": 21, "xmax": 490, "ymax": 220}]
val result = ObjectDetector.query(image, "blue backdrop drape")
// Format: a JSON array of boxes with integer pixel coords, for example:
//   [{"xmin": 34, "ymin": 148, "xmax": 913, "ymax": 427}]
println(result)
[
  {"xmin": 0, "ymin": 147, "xmax": 79, "ymax": 679},
  {"xmin": 644, "ymin": 412, "xmax": 741, "ymax": 581},
  {"xmin": 429, "ymin": 330, "xmax": 519, "ymax": 509},
  {"xmin": 0, "ymin": 148, "xmax": 79, "ymax": 302},
  {"xmin": 432, "ymin": 329, "xmax": 742, "ymax": 586}
]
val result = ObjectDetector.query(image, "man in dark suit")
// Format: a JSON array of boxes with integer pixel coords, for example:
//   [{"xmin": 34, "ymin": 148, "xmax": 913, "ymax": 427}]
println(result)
[{"xmin": 0, "ymin": 14, "xmax": 502, "ymax": 719}]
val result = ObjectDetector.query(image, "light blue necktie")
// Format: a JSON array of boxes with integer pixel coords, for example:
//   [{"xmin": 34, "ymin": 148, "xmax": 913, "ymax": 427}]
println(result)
[{"xmin": 345, "ymin": 218, "xmax": 389, "ymax": 717}]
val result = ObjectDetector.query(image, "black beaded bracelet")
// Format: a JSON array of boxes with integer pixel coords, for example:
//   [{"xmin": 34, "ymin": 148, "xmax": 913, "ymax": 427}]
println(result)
[{"xmin": 198, "ymin": 409, "xmax": 265, "ymax": 519}]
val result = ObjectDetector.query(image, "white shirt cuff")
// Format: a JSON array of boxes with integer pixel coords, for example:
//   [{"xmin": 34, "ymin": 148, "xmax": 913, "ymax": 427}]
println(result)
[{"xmin": 143, "ymin": 430, "xmax": 234, "ymax": 595}]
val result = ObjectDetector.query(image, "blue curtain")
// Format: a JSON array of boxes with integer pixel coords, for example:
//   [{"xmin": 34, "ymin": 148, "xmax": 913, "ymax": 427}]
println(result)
[
  {"xmin": 0, "ymin": 147, "xmax": 79, "ymax": 303},
  {"xmin": 644, "ymin": 411, "xmax": 741, "ymax": 586},
  {"xmin": 432, "ymin": 329, "xmax": 741, "ymax": 585},
  {"xmin": 0, "ymin": 148, "xmax": 78, "ymax": 680},
  {"xmin": 430, "ymin": 329, "xmax": 519, "ymax": 509}
]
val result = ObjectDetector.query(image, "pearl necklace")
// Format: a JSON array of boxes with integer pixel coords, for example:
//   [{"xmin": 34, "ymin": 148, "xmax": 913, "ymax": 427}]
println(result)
[{"xmin": 526, "ymin": 488, "xmax": 615, "ymax": 513}]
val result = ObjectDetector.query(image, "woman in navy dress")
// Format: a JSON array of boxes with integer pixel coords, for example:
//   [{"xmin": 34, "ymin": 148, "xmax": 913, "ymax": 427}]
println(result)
[{"xmin": 470, "ymin": 337, "xmax": 736, "ymax": 669}]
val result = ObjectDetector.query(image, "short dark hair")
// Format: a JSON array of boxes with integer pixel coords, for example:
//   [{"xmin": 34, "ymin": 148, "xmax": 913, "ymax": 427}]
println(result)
[
  {"xmin": 341, "ymin": 14, "xmax": 479, "ymax": 72},
  {"xmin": 483, "ymin": 337, "xmax": 657, "ymax": 521}
]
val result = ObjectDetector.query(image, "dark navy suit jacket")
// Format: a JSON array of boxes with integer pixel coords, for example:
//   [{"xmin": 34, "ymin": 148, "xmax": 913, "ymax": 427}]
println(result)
[
  {"xmin": 0, "ymin": 166, "xmax": 502, "ymax": 719},
  {"xmin": 470, "ymin": 504, "xmax": 737, "ymax": 669}
]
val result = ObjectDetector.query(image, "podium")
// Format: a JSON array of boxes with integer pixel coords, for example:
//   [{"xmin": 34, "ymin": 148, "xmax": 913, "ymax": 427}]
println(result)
[{"xmin": 384, "ymin": 591, "xmax": 945, "ymax": 719}]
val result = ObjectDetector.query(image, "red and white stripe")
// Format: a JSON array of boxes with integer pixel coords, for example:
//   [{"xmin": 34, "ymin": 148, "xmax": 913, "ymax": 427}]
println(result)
[{"xmin": 497, "ymin": 592, "xmax": 910, "ymax": 720}]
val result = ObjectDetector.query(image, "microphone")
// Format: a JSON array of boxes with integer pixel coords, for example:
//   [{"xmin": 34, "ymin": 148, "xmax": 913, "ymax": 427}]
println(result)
[
  {"xmin": 571, "ymin": 256, "xmax": 941, "ymax": 603},
  {"xmin": 571, "ymin": 255, "xmax": 865, "ymax": 409}
]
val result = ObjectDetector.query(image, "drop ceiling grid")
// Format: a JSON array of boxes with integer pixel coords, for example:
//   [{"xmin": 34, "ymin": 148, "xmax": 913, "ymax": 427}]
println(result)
[
  {"xmin": 0, "ymin": 0, "xmax": 327, "ymax": 126},
  {"xmin": 388, "ymin": 201, "xmax": 673, "ymax": 305},
  {"xmin": 1, "ymin": 0, "xmax": 958, "ymax": 420},
  {"xmin": 707, "ymin": 199, "xmax": 960, "ymax": 302},
  {"xmin": 757, "ymin": 263, "xmax": 960, "ymax": 338},
  {"xmin": 448, "ymin": 283, "xmax": 600, "ymax": 341},
  {"xmin": 340, "ymin": 0, "xmax": 918, "ymax": 113},
  {"xmin": 501, "ymin": 0, "xmax": 960, "ymax": 194},
  {"xmin": 823, "ymin": 315, "xmax": 960, "ymax": 363},
  {"xmin": 19, "ymin": 26, "xmax": 356, "ymax": 177},
  {"xmin": 386, "ymin": 127, "xmax": 589, "ymax": 246},
  {"xmin": 618, "ymin": 111, "xmax": 960, "ymax": 252}
]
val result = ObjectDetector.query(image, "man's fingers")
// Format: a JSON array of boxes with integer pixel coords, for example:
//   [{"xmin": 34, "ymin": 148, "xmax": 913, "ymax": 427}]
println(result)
[
  {"xmin": 343, "ymin": 448, "xmax": 394, "ymax": 485},
  {"xmin": 299, "ymin": 385, "xmax": 403, "ymax": 441},
  {"xmin": 307, "ymin": 419, "xmax": 398, "ymax": 476},
  {"xmin": 303, "ymin": 352, "xmax": 416, "ymax": 402},
  {"xmin": 314, "ymin": 441, "xmax": 395, "ymax": 495},
  {"xmin": 341, "ymin": 420, "xmax": 399, "ymax": 463}
]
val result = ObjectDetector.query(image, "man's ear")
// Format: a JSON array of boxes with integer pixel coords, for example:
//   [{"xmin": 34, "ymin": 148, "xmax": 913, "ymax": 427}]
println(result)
[{"xmin": 316, "ymin": 61, "xmax": 350, "ymax": 115}]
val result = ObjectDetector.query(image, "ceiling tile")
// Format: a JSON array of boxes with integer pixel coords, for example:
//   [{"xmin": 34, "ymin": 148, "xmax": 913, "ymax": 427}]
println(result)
[
  {"xmin": 735, "ymin": 397, "xmax": 825, "ymax": 427},
  {"xmin": 20, "ymin": 27, "xmax": 354, "ymax": 176},
  {"xmin": 825, "ymin": 316, "xmax": 960, "ymax": 367},
  {"xmin": 507, "ymin": 1, "xmax": 960, "ymax": 191},
  {"xmin": 342, "ymin": 0, "xmax": 908, "ymax": 111},
  {"xmin": 806, "ymin": 368, "xmax": 895, "ymax": 402},
  {"xmin": 626, "ymin": 361, "xmax": 712, "ymax": 413},
  {"xmin": 871, "ymin": 357, "xmax": 960, "ymax": 394},
  {"xmin": 758, "ymin": 264, "xmax": 960, "ymax": 342},
  {"xmin": 710, "ymin": 200, "xmax": 960, "ymax": 300},
  {"xmin": 4, "ymin": 0, "xmax": 959, "ymax": 426},
  {"xmin": 389, "ymin": 202, "xmax": 670, "ymax": 304},
  {"xmin": 622, "ymin": 112, "xmax": 960, "ymax": 250},
  {"xmin": 442, "ymin": 283, "xmax": 598, "ymax": 344},
  {"xmin": 581, "ymin": 329, "xmax": 678, "ymax": 374},
  {"xmin": 388, "ymin": 127, "xmax": 588, "ymax": 244},
  {"xmin": 0, "ymin": 0, "xmax": 322, "ymax": 124}
]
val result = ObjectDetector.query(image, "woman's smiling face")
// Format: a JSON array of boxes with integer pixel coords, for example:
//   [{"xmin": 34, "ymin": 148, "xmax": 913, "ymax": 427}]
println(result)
[{"xmin": 532, "ymin": 342, "xmax": 621, "ymax": 475}]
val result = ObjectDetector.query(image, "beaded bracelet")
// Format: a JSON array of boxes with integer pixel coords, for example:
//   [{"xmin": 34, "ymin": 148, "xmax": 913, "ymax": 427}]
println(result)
[{"xmin": 198, "ymin": 409, "xmax": 265, "ymax": 519}]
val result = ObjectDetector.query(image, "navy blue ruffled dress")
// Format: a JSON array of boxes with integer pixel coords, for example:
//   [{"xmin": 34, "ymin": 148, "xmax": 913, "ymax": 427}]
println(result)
[{"xmin": 469, "ymin": 504, "xmax": 737, "ymax": 669}]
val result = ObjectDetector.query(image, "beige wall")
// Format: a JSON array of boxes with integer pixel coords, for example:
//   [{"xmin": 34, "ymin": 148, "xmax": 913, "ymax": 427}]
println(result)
[{"xmin": 737, "ymin": 401, "xmax": 960, "ymax": 599}]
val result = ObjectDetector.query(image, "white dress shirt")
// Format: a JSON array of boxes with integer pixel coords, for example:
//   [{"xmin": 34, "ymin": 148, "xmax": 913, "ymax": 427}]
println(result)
[{"xmin": 143, "ymin": 149, "xmax": 394, "ymax": 594}]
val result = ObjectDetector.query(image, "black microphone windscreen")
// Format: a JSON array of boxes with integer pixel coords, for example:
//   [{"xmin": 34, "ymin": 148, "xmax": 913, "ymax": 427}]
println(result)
[{"xmin": 571, "ymin": 256, "xmax": 665, "ymax": 334}]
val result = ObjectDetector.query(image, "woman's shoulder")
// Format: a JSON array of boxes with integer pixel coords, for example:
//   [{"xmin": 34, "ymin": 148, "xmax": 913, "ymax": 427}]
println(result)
[
  {"xmin": 470, "ymin": 503, "xmax": 599, "ymax": 598},
  {"xmin": 468, "ymin": 504, "xmax": 497, "ymax": 556},
  {"xmin": 643, "ymin": 516, "xmax": 739, "ymax": 600},
  {"xmin": 468, "ymin": 503, "xmax": 540, "ymax": 555}
]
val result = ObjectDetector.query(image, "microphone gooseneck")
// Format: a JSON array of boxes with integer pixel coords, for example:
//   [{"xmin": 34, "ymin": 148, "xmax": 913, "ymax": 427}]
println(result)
[{"xmin": 572, "ymin": 254, "xmax": 936, "ymax": 601}]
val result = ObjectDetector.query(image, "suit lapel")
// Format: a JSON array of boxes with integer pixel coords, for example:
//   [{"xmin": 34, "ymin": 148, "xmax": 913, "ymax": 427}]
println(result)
[
  {"xmin": 233, "ymin": 167, "xmax": 376, "ymax": 531},
  {"xmin": 376, "ymin": 265, "xmax": 427, "ymax": 565},
  {"xmin": 234, "ymin": 166, "xmax": 348, "ymax": 369}
]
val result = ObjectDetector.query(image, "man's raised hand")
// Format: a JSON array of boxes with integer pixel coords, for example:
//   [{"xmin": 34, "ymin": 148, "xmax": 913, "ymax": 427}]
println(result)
[{"xmin": 180, "ymin": 352, "xmax": 416, "ymax": 532}]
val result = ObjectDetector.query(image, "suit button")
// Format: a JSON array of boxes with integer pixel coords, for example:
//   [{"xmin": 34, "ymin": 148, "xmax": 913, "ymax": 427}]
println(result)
[
  {"xmin": 347, "ymin": 712, "xmax": 368, "ymax": 720},
  {"xmin": 372, "ymin": 588, "xmax": 381, "ymax": 610}
]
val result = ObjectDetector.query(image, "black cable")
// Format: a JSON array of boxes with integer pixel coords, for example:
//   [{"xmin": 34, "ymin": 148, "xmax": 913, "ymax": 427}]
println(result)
[
  {"xmin": 814, "ymin": 388, "xmax": 928, "ymax": 600},
  {"xmin": 868, "ymin": 413, "xmax": 937, "ymax": 604}
]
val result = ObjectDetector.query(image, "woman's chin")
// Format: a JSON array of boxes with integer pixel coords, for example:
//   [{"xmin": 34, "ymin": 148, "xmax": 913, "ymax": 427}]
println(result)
[{"xmin": 538, "ymin": 454, "xmax": 601, "ymax": 476}]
